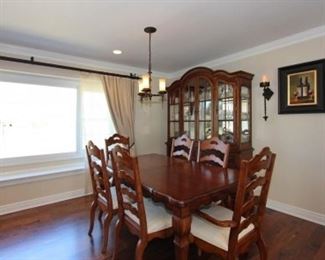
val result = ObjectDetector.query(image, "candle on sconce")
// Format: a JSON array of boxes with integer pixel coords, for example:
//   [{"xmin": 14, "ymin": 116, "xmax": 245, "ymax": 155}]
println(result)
[
  {"xmin": 260, "ymin": 75, "xmax": 270, "ymax": 88},
  {"xmin": 262, "ymin": 75, "xmax": 268, "ymax": 83}
]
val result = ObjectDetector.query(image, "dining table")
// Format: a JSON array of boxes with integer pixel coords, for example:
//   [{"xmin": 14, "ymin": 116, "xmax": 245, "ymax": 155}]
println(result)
[{"xmin": 136, "ymin": 153, "xmax": 239, "ymax": 260}]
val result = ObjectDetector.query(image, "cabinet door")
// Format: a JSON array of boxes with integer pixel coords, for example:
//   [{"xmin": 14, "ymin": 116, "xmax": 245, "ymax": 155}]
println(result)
[
  {"xmin": 241, "ymin": 86, "xmax": 250, "ymax": 143},
  {"xmin": 183, "ymin": 79, "xmax": 196, "ymax": 139},
  {"xmin": 198, "ymin": 78, "xmax": 212, "ymax": 140},
  {"xmin": 168, "ymin": 89, "xmax": 180, "ymax": 138},
  {"xmin": 218, "ymin": 82, "xmax": 234, "ymax": 143}
]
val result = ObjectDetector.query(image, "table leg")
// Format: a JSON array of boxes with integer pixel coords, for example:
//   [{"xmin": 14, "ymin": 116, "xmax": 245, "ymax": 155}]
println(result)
[{"xmin": 172, "ymin": 208, "xmax": 191, "ymax": 260}]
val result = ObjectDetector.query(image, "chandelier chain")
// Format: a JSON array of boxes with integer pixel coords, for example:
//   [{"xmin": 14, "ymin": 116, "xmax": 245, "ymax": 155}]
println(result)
[{"xmin": 148, "ymin": 32, "xmax": 152, "ymax": 89}]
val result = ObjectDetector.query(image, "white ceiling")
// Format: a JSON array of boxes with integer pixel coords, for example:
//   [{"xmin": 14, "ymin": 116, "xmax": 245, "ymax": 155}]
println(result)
[{"xmin": 0, "ymin": 0, "xmax": 324, "ymax": 73}]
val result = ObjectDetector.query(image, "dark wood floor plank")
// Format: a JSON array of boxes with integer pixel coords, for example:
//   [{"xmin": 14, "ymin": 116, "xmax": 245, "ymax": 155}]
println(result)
[{"xmin": 0, "ymin": 196, "xmax": 324, "ymax": 260}]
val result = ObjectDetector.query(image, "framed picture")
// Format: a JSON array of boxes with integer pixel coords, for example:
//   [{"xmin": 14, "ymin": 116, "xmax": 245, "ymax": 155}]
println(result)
[{"xmin": 278, "ymin": 59, "xmax": 325, "ymax": 114}]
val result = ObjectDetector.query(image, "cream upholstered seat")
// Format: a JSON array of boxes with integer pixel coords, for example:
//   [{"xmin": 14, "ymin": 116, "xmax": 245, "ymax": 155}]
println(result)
[
  {"xmin": 191, "ymin": 205, "xmax": 254, "ymax": 251},
  {"xmin": 125, "ymin": 198, "xmax": 172, "ymax": 234}
]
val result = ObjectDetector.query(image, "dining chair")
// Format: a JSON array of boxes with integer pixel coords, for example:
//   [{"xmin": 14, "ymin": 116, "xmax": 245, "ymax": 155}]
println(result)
[
  {"xmin": 190, "ymin": 147, "xmax": 276, "ymax": 260},
  {"xmin": 105, "ymin": 133, "xmax": 130, "ymax": 168},
  {"xmin": 111, "ymin": 146, "xmax": 173, "ymax": 260},
  {"xmin": 197, "ymin": 136, "xmax": 230, "ymax": 168},
  {"xmin": 170, "ymin": 133, "xmax": 194, "ymax": 161},
  {"xmin": 85, "ymin": 140, "xmax": 119, "ymax": 254}
]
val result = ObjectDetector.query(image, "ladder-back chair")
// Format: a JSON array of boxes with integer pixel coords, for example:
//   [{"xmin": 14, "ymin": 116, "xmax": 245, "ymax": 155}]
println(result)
[
  {"xmin": 85, "ymin": 140, "xmax": 118, "ymax": 254},
  {"xmin": 111, "ymin": 146, "xmax": 173, "ymax": 260},
  {"xmin": 170, "ymin": 133, "xmax": 194, "ymax": 161},
  {"xmin": 197, "ymin": 136, "xmax": 230, "ymax": 168}
]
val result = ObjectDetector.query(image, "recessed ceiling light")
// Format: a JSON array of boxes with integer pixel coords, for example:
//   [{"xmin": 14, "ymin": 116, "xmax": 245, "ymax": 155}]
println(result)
[{"xmin": 113, "ymin": 49, "xmax": 122, "ymax": 55}]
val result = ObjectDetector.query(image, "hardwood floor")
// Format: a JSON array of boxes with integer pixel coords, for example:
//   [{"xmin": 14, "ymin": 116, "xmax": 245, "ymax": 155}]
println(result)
[{"xmin": 0, "ymin": 196, "xmax": 324, "ymax": 260}]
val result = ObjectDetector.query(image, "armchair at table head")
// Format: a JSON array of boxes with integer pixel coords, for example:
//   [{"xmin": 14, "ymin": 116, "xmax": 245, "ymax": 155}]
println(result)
[{"xmin": 191, "ymin": 147, "xmax": 276, "ymax": 260}]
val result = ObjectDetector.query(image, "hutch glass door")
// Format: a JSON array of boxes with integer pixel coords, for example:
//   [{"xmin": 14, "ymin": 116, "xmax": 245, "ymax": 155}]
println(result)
[
  {"xmin": 218, "ymin": 82, "xmax": 234, "ymax": 143},
  {"xmin": 183, "ymin": 79, "xmax": 196, "ymax": 139},
  {"xmin": 198, "ymin": 78, "xmax": 212, "ymax": 139},
  {"xmin": 241, "ymin": 86, "xmax": 250, "ymax": 143},
  {"xmin": 169, "ymin": 89, "xmax": 180, "ymax": 137}
]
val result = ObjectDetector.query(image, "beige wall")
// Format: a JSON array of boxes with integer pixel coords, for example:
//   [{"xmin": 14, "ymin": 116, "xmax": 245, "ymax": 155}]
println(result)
[
  {"xmin": 195, "ymin": 36, "xmax": 325, "ymax": 215},
  {"xmin": 0, "ymin": 173, "xmax": 90, "ymax": 205},
  {"xmin": 214, "ymin": 36, "xmax": 325, "ymax": 215},
  {"xmin": 134, "ymin": 77, "xmax": 168, "ymax": 155}
]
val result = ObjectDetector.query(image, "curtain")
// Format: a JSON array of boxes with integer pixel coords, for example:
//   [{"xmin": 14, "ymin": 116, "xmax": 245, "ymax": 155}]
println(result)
[
  {"xmin": 102, "ymin": 75, "xmax": 136, "ymax": 154},
  {"xmin": 80, "ymin": 74, "xmax": 116, "ymax": 148}
]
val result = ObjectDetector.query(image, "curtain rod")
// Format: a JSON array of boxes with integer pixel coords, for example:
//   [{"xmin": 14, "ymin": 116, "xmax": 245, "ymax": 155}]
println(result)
[{"xmin": 0, "ymin": 55, "xmax": 141, "ymax": 80}]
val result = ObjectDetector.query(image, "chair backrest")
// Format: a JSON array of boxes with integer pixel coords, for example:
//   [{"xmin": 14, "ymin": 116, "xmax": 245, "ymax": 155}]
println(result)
[
  {"xmin": 197, "ymin": 136, "xmax": 230, "ymax": 168},
  {"xmin": 111, "ymin": 145, "xmax": 147, "ymax": 236},
  {"xmin": 85, "ymin": 140, "xmax": 113, "ymax": 210},
  {"xmin": 170, "ymin": 133, "xmax": 194, "ymax": 161},
  {"xmin": 229, "ymin": 147, "xmax": 276, "ymax": 249},
  {"xmin": 105, "ymin": 133, "xmax": 130, "ymax": 165}
]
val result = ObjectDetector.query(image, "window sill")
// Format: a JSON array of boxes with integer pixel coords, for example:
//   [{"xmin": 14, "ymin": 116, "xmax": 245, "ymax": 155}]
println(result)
[{"xmin": 0, "ymin": 163, "xmax": 86, "ymax": 187}]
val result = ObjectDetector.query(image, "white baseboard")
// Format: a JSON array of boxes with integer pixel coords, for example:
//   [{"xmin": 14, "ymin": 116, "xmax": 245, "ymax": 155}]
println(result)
[
  {"xmin": 267, "ymin": 199, "xmax": 325, "ymax": 226},
  {"xmin": 0, "ymin": 189, "xmax": 91, "ymax": 216}
]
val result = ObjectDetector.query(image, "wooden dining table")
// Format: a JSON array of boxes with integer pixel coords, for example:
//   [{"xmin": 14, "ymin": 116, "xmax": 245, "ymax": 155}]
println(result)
[{"xmin": 136, "ymin": 153, "xmax": 239, "ymax": 260}]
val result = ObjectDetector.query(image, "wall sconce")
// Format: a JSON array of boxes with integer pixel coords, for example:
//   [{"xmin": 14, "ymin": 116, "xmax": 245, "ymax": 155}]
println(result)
[{"xmin": 260, "ymin": 76, "xmax": 273, "ymax": 121}]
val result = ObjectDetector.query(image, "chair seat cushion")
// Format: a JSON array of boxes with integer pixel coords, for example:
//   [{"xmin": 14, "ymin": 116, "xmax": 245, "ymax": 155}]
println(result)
[
  {"xmin": 98, "ymin": 186, "xmax": 118, "ymax": 210},
  {"xmin": 125, "ymin": 198, "xmax": 172, "ymax": 234},
  {"xmin": 191, "ymin": 205, "xmax": 254, "ymax": 251}
]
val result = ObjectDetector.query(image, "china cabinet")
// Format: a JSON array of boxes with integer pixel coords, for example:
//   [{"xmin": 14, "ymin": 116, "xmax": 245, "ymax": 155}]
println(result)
[{"xmin": 167, "ymin": 67, "xmax": 254, "ymax": 168}]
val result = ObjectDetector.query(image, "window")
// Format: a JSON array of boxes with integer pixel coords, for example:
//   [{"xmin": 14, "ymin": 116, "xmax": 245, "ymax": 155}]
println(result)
[
  {"xmin": 0, "ymin": 71, "xmax": 115, "ymax": 170},
  {"xmin": 0, "ymin": 81, "xmax": 77, "ymax": 159}
]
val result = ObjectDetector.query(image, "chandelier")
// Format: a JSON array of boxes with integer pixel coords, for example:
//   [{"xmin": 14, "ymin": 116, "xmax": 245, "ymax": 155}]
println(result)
[{"xmin": 138, "ymin": 26, "xmax": 167, "ymax": 101}]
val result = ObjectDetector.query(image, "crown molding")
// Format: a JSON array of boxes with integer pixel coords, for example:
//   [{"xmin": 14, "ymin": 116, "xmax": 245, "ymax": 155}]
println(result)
[
  {"xmin": 169, "ymin": 25, "xmax": 325, "ymax": 79},
  {"xmin": 1, "ymin": 24, "xmax": 324, "ymax": 81},
  {"xmin": 0, "ymin": 42, "xmax": 170, "ymax": 78}
]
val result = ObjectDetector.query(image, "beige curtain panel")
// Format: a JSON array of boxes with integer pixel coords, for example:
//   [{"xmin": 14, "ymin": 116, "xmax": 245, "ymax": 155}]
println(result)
[{"xmin": 102, "ymin": 75, "xmax": 136, "ymax": 154}]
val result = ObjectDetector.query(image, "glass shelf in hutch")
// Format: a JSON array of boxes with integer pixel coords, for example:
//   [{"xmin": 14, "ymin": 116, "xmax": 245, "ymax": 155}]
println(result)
[{"xmin": 166, "ymin": 67, "xmax": 254, "ymax": 168}]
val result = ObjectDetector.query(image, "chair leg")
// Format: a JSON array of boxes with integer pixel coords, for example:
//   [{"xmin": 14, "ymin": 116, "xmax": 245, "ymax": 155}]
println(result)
[
  {"xmin": 112, "ymin": 218, "xmax": 123, "ymax": 260},
  {"xmin": 88, "ymin": 200, "xmax": 97, "ymax": 236},
  {"xmin": 135, "ymin": 239, "xmax": 147, "ymax": 260},
  {"xmin": 256, "ymin": 236, "xmax": 267, "ymax": 260},
  {"xmin": 101, "ymin": 213, "xmax": 113, "ymax": 254},
  {"xmin": 98, "ymin": 210, "xmax": 103, "ymax": 222}
]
